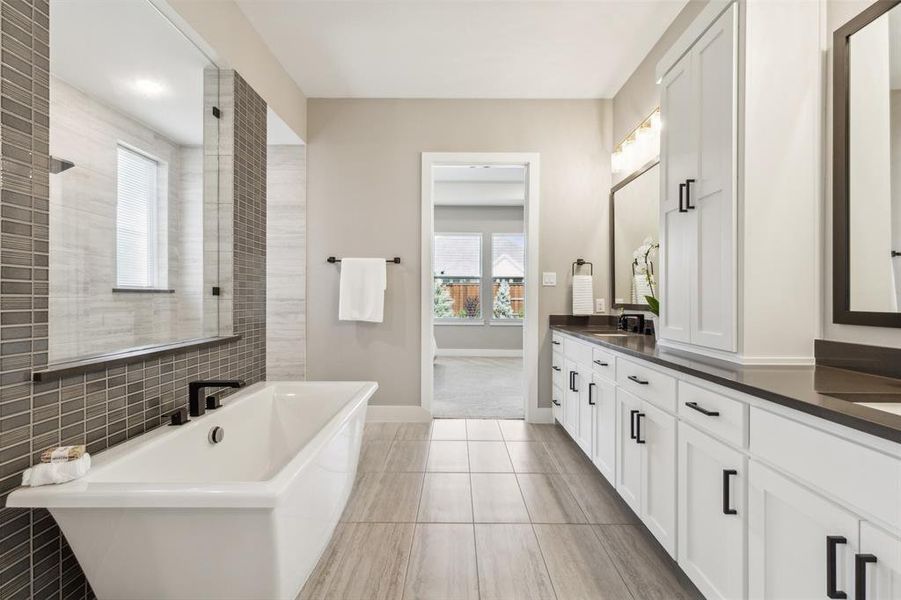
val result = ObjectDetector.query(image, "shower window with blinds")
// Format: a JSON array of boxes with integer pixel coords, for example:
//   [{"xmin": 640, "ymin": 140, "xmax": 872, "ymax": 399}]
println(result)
[{"xmin": 115, "ymin": 145, "xmax": 168, "ymax": 290}]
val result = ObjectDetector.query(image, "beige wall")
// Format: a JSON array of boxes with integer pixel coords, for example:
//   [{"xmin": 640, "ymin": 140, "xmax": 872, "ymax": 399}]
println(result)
[
  {"xmin": 612, "ymin": 0, "xmax": 708, "ymax": 183},
  {"xmin": 307, "ymin": 99, "xmax": 612, "ymax": 408}
]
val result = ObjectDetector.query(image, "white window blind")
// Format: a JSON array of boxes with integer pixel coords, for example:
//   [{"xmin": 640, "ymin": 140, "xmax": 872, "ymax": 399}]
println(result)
[
  {"xmin": 116, "ymin": 146, "xmax": 159, "ymax": 288},
  {"xmin": 434, "ymin": 233, "xmax": 482, "ymax": 277},
  {"xmin": 491, "ymin": 233, "xmax": 525, "ymax": 278}
]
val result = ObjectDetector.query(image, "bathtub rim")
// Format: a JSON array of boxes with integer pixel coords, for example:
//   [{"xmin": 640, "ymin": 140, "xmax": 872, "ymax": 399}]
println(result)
[{"xmin": 5, "ymin": 380, "xmax": 377, "ymax": 510}]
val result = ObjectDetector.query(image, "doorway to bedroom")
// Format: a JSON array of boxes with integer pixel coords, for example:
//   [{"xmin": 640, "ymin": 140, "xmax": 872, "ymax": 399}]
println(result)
[{"xmin": 423, "ymin": 157, "xmax": 536, "ymax": 419}]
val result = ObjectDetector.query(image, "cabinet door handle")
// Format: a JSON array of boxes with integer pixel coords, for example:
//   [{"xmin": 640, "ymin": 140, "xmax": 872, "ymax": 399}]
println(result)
[
  {"xmin": 685, "ymin": 401, "xmax": 720, "ymax": 417},
  {"xmin": 635, "ymin": 413, "xmax": 646, "ymax": 444},
  {"xmin": 826, "ymin": 536, "xmax": 848, "ymax": 599},
  {"xmin": 685, "ymin": 178, "xmax": 696, "ymax": 209},
  {"xmin": 855, "ymin": 554, "xmax": 877, "ymax": 600},
  {"xmin": 629, "ymin": 409, "xmax": 638, "ymax": 440},
  {"xmin": 569, "ymin": 371, "xmax": 574, "ymax": 391},
  {"xmin": 588, "ymin": 383, "xmax": 596, "ymax": 406},
  {"xmin": 627, "ymin": 375, "xmax": 649, "ymax": 385},
  {"xmin": 572, "ymin": 371, "xmax": 579, "ymax": 393},
  {"xmin": 678, "ymin": 182, "xmax": 688, "ymax": 213},
  {"xmin": 593, "ymin": 359, "xmax": 609, "ymax": 367},
  {"xmin": 722, "ymin": 469, "xmax": 738, "ymax": 515},
  {"xmin": 552, "ymin": 366, "xmax": 561, "ymax": 372}
]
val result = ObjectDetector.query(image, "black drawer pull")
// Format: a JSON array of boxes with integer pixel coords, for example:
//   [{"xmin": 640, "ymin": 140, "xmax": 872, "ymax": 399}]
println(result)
[
  {"xmin": 635, "ymin": 413, "xmax": 646, "ymax": 444},
  {"xmin": 552, "ymin": 340, "xmax": 561, "ymax": 345},
  {"xmin": 855, "ymin": 554, "xmax": 877, "ymax": 600},
  {"xmin": 627, "ymin": 375, "xmax": 649, "ymax": 385},
  {"xmin": 722, "ymin": 469, "xmax": 737, "ymax": 515},
  {"xmin": 826, "ymin": 536, "xmax": 848, "ymax": 599},
  {"xmin": 678, "ymin": 182, "xmax": 688, "ymax": 213},
  {"xmin": 629, "ymin": 409, "xmax": 638, "ymax": 440},
  {"xmin": 552, "ymin": 398, "xmax": 561, "ymax": 407},
  {"xmin": 593, "ymin": 359, "xmax": 609, "ymax": 367},
  {"xmin": 685, "ymin": 178, "xmax": 696, "ymax": 209},
  {"xmin": 685, "ymin": 401, "xmax": 720, "ymax": 417},
  {"xmin": 571, "ymin": 371, "xmax": 579, "ymax": 393},
  {"xmin": 552, "ymin": 366, "xmax": 561, "ymax": 372},
  {"xmin": 569, "ymin": 371, "xmax": 574, "ymax": 391},
  {"xmin": 588, "ymin": 383, "xmax": 596, "ymax": 406}
]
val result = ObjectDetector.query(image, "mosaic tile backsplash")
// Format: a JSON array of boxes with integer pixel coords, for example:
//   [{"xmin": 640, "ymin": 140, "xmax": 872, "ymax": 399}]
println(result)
[{"xmin": 0, "ymin": 1, "xmax": 268, "ymax": 596}]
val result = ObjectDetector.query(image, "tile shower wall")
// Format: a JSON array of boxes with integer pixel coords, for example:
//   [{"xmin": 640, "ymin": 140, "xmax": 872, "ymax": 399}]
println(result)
[
  {"xmin": 0, "ymin": 3, "xmax": 268, "ymax": 597},
  {"xmin": 266, "ymin": 144, "xmax": 306, "ymax": 380},
  {"xmin": 49, "ymin": 77, "xmax": 207, "ymax": 361}
]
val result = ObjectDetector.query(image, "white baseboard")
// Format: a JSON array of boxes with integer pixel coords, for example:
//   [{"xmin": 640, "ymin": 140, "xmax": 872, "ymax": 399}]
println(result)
[
  {"xmin": 436, "ymin": 348, "xmax": 523, "ymax": 358},
  {"xmin": 366, "ymin": 404, "xmax": 433, "ymax": 422}
]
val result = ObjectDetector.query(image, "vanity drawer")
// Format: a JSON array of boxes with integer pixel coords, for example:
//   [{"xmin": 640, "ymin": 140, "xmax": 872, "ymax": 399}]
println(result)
[
  {"xmin": 551, "ymin": 332, "xmax": 564, "ymax": 349},
  {"xmin": 564, "ymin": 337, "xmax": 592, "ymax": 365},
  {"xmin": 678, "ymin": 381, "xmax": 747, "ymax": 448},
  {"xmin": 552, "ymin": 352, "xmax": 564, "ymax": 390},
  {"xmin": 616, "ymin": 357, "xmax": 676, "ymax": 413},
  {"xmin": 591, "ymin": 347, "xmax": 616, "ymax": 382},
  {"xmin": 750, "ymin": 407, "xmax": 901, "ymax": 527}
]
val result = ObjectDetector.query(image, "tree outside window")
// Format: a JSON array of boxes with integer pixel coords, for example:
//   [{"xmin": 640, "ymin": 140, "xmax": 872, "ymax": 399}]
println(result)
[
  {"xmin": 491, "ymin": 233, "xmax": 525, "ymax": 320},
  {"xmin": 433, "ymin": 233, "xmax": 482, "ymax": 320}
]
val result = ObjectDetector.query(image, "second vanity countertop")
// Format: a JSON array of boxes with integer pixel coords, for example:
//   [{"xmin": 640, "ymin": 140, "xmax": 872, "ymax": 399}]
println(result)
[{"xmin": 551, "ymin": 324, "xmax": 901, "ymax": 444}]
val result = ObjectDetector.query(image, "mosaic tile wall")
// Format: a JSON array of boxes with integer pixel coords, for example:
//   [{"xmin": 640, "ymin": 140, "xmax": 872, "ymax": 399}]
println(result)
[{"xmin": 0, "ymin": 1, "xmax": 269, "ymax": 595}]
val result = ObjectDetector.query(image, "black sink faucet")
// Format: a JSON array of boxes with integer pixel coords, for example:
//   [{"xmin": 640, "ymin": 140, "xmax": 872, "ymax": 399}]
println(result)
[{"xmin": 188, "ymin": 380, "xmax": 246, "ymax": 417}]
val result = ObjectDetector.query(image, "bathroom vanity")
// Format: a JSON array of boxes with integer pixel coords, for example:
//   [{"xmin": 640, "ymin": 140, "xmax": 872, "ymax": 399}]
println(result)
[{"xmin": 550, "ymin": 321, "xmax": 901, "ymax": 600}]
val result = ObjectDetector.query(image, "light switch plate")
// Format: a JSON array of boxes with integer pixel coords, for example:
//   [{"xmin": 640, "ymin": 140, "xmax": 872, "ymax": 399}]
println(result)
[
  {"xmin": 542, "ymin": 272, "xmax": 557, "ymax": 286},
  {"xmin": 596, "ymin": 298, "xmax": 606, "ymax": 313}
]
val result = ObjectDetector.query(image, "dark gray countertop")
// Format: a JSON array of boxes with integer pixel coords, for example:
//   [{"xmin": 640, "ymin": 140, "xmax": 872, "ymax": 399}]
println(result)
[{"xmin": 551, "ymin": 324, "xmax": 901, "ymax": 444}]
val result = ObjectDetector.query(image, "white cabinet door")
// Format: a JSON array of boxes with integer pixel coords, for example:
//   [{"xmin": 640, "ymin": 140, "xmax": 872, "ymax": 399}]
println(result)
[
  {"xmin": 678, "ymin": 422, "xmax": 745, "ymax": 599},
  {"xmin": 564, "ymin": 359, "xmax": 579, "ymax": 435},
  {"xmin": 659, "ymin": 49, "xmax": 694, "ymax": 344},
  {"xmin": 859, "ymin": 522, "xmax": 901, "ymax": 600},
  {"xmin": 639, "ymin": 400, "xmax": 677, "ymax": 557},
  {"xmin": 616, "ymin": 388, "xmax": 642, "ymax": 514},
  {"xmin": 575, "ymin": 361, "xmax": 593, "ymax": 454},
  {"xmin": 748, "ymin": 461, "xmax": 859, "ymax": 600},
  {"xmin": 687, "ymin": 2, "xmax": 736, "ymax": 352},
  {"xmin": 590, "ymin": 375, "xmax": 616, "ymax": 484}
]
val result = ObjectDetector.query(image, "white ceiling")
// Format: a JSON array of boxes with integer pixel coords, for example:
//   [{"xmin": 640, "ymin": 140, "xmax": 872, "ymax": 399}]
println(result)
[
  {"xmin": 236, "ymin": 0, "xmax": 688, "ymax": 99},
  {"xmin": 51, "ymin": 0, "xmax": 214, "ymax": 146}
]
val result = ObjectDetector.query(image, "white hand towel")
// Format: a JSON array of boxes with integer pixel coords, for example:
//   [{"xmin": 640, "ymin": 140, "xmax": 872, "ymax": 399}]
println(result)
[
  {"xmin": 572, "ymin": 275, "xmax": 594, "ymax": 315},
  {"xmin": 22, "ymin": 454, "xmax": 91, "ymax": 487},
  {"xmin": 339, "ymin": 258, "xmax": 387, "ymax": 323}
]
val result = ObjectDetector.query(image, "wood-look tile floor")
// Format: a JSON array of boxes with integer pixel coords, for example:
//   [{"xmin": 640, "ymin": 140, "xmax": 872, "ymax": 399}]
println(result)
[{"xmin": 299, "ymin": 419, "xmax": 703, "ymax": 600}]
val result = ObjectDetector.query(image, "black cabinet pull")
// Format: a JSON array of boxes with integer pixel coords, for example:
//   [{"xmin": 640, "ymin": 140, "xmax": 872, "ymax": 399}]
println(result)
[
  {"xmin": 678, "ymin": 182, "xmax": 688, "ymax": 213},
  {"xmin": 569, "ymin": 371, "xmax": 574, "ymax": 391},
  {"xmin": 552, "ymin": 340, "xmax": 561, "ymax": 345},
  {"xmin": 552, "ymin": 398, "xmax": 561, "ymax": 407},
  {"xmin": 722, "ymin": 469, "xmax": 738, "ymax": 515},
  {"xmin": 627, "ymin": 375, "xmax": 649, "ymax": 385},
  {"xmin": 685, "ymin": 401, "xmax": 720, "ymax": 417},
  {"xmin": 685, "ymin": 178, "xmax": 696, "ymax": 209},
  {"xmin": 552, "ymin": 366, "xmax": 561, "ymax": 372},
  {"xmin": 855, "ymin": 554, "xmax": 877, "ymax": 600},
  {"xmin": 635, "ymin": 413, "xmax": 646, "ymax": 444},
  {"xmin": 571, "ymin": 371, "xmax": 579, "ymax": 393},
  {"xmin": 588, "ymin": 383, "xmax": 596, "ymax": 406},
  {"xmin": 593, "ymin": 359, "xmax": 609, "ymax": 367},
  {"xmin": 826, "ymin": 536, "xmax": 848, "ymax": 599},
  {"xmin": 629, "ymin": 409, "xmax": 638, "ymax": 440}
]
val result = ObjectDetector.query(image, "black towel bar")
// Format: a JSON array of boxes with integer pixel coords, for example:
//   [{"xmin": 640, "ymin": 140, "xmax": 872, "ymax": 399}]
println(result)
[{"xmin": 327, "ymin": 257, "xmax": 401, "ymax": 264}]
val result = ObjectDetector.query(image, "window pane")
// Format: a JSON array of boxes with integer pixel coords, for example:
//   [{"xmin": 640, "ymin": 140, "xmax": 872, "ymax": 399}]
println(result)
[
  {"xmin": 492, "ymin": 234, "xmax": 524, "ymax": 319},
  {"xmin": 116, "ymin": 146, "xmax": 158, "ymax": 287},
  {"xmin": 434, "ymin": 233, "xmax": 481, "ymax": 277},
  {"xmin": 434, "ymin": 277, "xmax": 481, "ymax": 319}
]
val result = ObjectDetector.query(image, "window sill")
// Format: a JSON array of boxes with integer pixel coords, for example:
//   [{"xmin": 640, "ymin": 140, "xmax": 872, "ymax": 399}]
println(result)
[
  {"xmin": 32, "ymin": 335, "xmax": 240, "ymax": 382},
  {"xmin": 489, "ymin": 320, "xmax": 524, "ymax": 326},
  {"xmin": 435, "ymin": 320, "xmax": 485, "ymax": 326},
  {"xmin": 112, "ymin": 287, "xmax": 176, "ymax": 294}
]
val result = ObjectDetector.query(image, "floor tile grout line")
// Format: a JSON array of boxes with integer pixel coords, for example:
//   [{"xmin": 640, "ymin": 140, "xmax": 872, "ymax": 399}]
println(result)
[
  {"xmin": 400, "ymin": 434, "xmax": 432, "ymax": 598},
  {"xmin": 588, "ymin": 523, "xmax": 638, "ymax": 600}
]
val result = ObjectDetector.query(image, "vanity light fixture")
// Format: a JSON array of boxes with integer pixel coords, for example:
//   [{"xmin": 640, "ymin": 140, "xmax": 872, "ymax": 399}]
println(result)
[{"xmin": 612, "ymin": 107, "xmax": 661, "ymax": 174}]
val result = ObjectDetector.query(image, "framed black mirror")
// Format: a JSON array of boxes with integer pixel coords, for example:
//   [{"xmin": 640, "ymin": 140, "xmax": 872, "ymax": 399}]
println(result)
[
  {"xmin": 610, "ymin": 160, "xmax": 659, "ymax": 311},
  {"xmin": 834, "ymin": 0, "xmax": 901, "ymax": 327}
]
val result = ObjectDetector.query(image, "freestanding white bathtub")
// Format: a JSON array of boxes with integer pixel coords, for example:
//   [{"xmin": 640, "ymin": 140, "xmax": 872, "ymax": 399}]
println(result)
[{"xmin": 7, "ymin": 380, "xmax": 377, "ymax": 600}]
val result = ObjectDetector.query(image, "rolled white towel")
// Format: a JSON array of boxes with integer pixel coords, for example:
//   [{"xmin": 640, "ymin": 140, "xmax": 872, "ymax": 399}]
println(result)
[{"xmin": 21, "ymin": 453, "xmax": 91, "ymax": 487}]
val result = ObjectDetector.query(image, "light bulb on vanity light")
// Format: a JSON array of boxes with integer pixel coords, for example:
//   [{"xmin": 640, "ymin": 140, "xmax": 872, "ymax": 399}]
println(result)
[{"xmin": 612, "ymin": 149, "xmax": 624, "ymax": 173}]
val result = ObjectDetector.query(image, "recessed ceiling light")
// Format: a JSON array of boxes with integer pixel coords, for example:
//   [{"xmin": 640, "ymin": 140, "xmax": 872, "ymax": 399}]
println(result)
[{"xmin": 131, "ymin": 78, "xmax": 167, "ymax": 98}]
